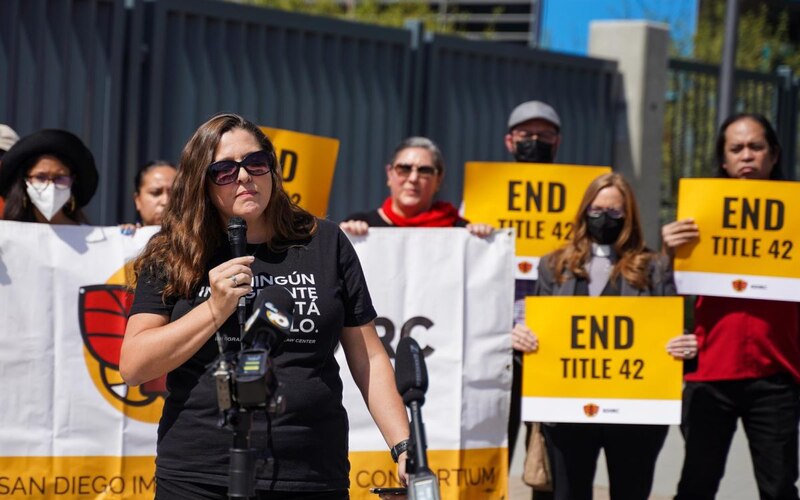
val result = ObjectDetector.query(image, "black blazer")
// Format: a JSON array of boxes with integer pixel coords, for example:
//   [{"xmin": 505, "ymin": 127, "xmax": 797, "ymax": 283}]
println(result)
[{"xmin": 534, "ymin": 252, "xmax": 677, "ymax": 298}]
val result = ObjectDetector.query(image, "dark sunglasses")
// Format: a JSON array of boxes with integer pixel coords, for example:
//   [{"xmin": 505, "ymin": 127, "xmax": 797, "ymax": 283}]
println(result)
[
  {"xmin": 207, "ymin": 150, "xmax": 274, "ymax": 186},
  {"xmin": 586, "ymin": 207, "xmax": 625, "ymax": 220},
  {"xmin": 392, "ymin": 163, "xmax": 439, "ymax": 177}
]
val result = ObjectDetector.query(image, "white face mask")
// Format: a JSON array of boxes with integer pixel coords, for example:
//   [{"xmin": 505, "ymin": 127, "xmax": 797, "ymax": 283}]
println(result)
[{"xmin": 26, "ymin": 181, "xmax": 72, "ymax": 221}]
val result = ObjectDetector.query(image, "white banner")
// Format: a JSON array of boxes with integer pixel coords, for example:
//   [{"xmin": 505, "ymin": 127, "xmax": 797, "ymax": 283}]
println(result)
[
  {"xmin": 0, "ymin": 222, "xmax": 161, "ymax": 456},
  {"xmin": 0, "ymin": 221, "xmax": 161, "ymax": 497},
  {"xmin": 342, "ymin": 228, "xmax": 515, "ymax": 498},
  {"xmin": 0, "ymin": 222, "xmax": 514, "ymax": 499}
]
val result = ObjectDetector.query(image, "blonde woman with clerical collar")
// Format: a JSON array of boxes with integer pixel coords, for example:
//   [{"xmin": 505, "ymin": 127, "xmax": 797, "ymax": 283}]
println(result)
[{"xmin": 531, "ymin": 172, "xmax": 694, "ymax": 500}]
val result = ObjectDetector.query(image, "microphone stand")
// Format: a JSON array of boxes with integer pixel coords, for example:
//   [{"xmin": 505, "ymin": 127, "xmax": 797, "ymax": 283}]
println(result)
[
  {"xmin": 227, "ymin": 407, "xmax": 256, "ymax": 499},
  {"xmin": 226, "ymin": 320, "xmax": 256, "ymax": 499},
  {"xmin": 395, "ymin": 336, "xmax": 440, "ymax": 500},
  {"xmin": 222, "ymin": 287, "xmax": 291, "ymax": 499},
  {"xmin": 405, "ymin": 399, "xmax": 441, "ymax": 500},
  {"xmin": 408, "ymin": 400, "xmax": 429, "ymax": 472}
]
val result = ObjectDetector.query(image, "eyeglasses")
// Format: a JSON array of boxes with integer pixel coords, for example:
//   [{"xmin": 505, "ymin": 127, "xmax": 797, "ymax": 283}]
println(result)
[
  {"xmin": 392, "ymin": 163, "xmax": 439, "ymax": 178},
  {"xmin": 586, "ymin": 207, "xmax": 625, "ymax": 220},
  {"xmin": 207, "ymin": 150, "xmax": 274, "ymax": 186},
  {"xmin": 512, "ymin": 129, "xmax": 559, "ymax": 143},
  {"xmin": 26, "ymin": 174, "xmax": 74, "ymax": 191}
]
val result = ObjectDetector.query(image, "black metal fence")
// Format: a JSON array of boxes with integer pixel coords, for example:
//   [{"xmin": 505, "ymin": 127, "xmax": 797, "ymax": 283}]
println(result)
[
  {"xmin": 1, "ymin": 0, "xmax": 619, "ymax": 224},
  {"xmin": 662, "ymin": 58, "xmax": 798, "ymax": 222},
  {"xmin": 0, "ymin": 0, "xmax": 127, "ymax": 224},
  {"xmin": 419, "ymin": 32, "xmax": 618, "ymax": 206},
  {"xmin": 7, "ymin": 1, "xmax": 794, "ymax": 228}
]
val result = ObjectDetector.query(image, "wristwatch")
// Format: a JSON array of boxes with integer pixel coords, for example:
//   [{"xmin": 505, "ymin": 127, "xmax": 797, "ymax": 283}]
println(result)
[{"xmin": 390, "ymin": 438, "xmax": 410, "ymax": 463}]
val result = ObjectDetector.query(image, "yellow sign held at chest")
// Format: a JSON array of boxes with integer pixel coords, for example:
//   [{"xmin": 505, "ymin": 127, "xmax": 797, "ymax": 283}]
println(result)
[
  {"xmin": 261, "ymin": 127, "xmax": 339, "ymax": 217},
  {"xmin": 674, "ymin": 178, "xmax": 800, "ymax": 300},
  {"xmin": 521, "ymin": 296, "xmax": 683, "ymax": 424},
  {"xmin": 462, "ymin": 163, "xmax": 610, "ymax": 279}
]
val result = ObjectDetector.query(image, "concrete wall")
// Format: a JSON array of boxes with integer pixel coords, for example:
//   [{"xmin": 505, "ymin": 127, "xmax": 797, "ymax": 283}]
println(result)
[{"xmin": 588, "ymin": 21, "xmax": 670, "ymax": 249}]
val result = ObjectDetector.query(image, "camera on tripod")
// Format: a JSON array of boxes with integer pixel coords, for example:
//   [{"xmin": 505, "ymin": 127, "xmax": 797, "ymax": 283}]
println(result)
[{"xmin": 214, "ymin": 285, "xmax": 293, "ymax": 414}]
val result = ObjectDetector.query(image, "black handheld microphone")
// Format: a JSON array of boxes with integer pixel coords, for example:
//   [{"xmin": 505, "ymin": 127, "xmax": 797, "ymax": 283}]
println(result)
[
  {"xmin": 394, "ymin": 337, "xmax": 440, "ymax": 500},
  {"xmin": 243, "ymin": 285, "xmax": 294, "ymax": 353},
  {"xmin": 227, "ymin": 217, "xmax": 248, "ymax": 329},
  {"xmin": 395, "ymin": 336, "xmax": 429, "ymax": 406}
]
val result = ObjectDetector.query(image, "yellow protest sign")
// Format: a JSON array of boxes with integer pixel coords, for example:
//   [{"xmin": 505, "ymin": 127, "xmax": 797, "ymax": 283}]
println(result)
[
  {"xmin": 675, "ymin": 178, "xmax": 800, "ymax": 300},
  {"xmin": 522, "ymin": 296, "xmax": 683, "ymax": 424},
  {"xmin": 462, "ymin": 162, "xmax": 610, "ymax": 280},
  {"xmin": 261, "ymin": 127, "xmax": 339, "ymax": 217}
]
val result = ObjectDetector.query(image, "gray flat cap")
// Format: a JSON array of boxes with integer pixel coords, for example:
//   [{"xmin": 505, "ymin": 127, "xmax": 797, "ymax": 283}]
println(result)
[{"xmin": 507, "ymin": 101, "xmax": 561, "ymax": 130}]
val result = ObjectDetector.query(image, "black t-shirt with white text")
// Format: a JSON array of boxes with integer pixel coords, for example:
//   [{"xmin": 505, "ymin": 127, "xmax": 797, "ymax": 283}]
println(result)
[{"xmin": 129, "ymin": 219, "xmax": 377, "ymax": 491}]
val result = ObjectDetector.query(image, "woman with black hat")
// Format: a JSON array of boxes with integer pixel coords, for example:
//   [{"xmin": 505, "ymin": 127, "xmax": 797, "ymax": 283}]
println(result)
[{"xmin": 0, "ymin": 129, "xmax": 98, "ymax": 224}]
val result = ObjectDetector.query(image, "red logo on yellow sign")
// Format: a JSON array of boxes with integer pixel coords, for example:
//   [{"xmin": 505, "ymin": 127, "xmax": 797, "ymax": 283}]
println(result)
[
  {"xmin": 583, "ymin": 403, "xmax": 599, "ymax": 417},
  {"xmin": 732, "ymin": 279, "xmax": 748, "ymax": 292}
]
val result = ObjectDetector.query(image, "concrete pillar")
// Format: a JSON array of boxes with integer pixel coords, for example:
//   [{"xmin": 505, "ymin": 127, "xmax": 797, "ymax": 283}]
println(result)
[{"xmin": 588, "ymin": 21, "xmax": 670, "ymax": 249}]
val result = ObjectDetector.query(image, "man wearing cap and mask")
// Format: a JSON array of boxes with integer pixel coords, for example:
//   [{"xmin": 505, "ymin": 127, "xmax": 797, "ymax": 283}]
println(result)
[
  {"xmin": 505, "ymin": 101, "xmax": 560, "ymax": 499},
  {"xmin": 505, "ymin": 100, "xmax": 561, "ymax": 164},
  {"xmin": 504, "ymin": 101, "xmax": 563, "ymax": 339},
  {"xmin": 0, "ymin": 128, "xmax": 98, "ymax": 225}
]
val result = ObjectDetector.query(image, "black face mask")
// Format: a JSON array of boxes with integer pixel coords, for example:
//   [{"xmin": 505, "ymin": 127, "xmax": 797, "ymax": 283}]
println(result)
[
  {"xmin": 585, "ymin": 213, "xmax": 625, "ymax": 245},
  {"xmin": 514, "ymin": 139, "xmax": 555, "ymax": 163}
]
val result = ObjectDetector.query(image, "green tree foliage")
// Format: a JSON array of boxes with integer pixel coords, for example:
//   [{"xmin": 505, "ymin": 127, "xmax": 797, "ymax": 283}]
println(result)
[
  {"xmin": 661, "ymin": 0, "xmax": 798, "ymax": 224},
  {"xmin": 694, "ymin": 0, "xmax": 800, "ymax": 72},
  {"xmin": 240, "ymin": 0, "xmax": 457, "ymax": 33}
]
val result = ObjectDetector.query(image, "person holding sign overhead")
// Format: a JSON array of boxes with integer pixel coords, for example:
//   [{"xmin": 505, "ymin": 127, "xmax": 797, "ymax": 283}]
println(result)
[
  {"xmin": 533, "ymin": 172, "xmax": 694, "ymax": 500},
  {"xmin": 663, "ymin": 113, "xmax": 800, "ymax": 500},
  {"xmin": 339, "ymin": 136, "xmax": 492, "ymax": 236}
]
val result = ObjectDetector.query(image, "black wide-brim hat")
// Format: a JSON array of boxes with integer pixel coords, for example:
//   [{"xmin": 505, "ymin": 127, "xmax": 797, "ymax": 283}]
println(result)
[{"xmin": 0, "ymin": 129, "xmax": 98, "ymax": 207}]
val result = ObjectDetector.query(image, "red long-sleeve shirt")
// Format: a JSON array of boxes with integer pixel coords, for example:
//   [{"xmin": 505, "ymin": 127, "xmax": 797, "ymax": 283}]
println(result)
[{"xmin": 686, "ymin": 296, "xmax": 800, "ymax": 384}]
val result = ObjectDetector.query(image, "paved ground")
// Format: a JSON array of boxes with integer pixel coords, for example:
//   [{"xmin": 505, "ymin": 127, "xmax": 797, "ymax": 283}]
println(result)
[
  {"xmin": 506, "ymin": 424, "xmax": 775, "ymax": 500},
  {"xmin": 507, "ymin": 477, "xmax": 670, "ymax": 500}
]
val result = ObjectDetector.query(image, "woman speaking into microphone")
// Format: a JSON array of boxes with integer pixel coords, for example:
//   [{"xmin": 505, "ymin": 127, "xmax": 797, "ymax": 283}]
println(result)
[{"xmin": 120, "ymin": 113, "xmax": 409, "ymax": 499}]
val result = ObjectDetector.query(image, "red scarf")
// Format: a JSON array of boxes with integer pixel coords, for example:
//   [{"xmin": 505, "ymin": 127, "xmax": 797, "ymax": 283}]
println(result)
[{"xmin": 381, "ymin": 197, "xmax": 465, "ymax": 227}]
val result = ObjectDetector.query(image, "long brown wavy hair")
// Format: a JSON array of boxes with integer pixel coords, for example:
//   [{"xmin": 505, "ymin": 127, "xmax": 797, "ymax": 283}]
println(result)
[
  {"xmin": 550, "ymin": 172, "xmax": 653, "ymax": 290},
  {"xmin": 134, "ymin": 113, "xmax": 317, "ymax": 299}
]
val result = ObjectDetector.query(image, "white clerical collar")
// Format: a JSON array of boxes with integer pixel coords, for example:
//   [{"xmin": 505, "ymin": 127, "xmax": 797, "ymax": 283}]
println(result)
[{"xmin": 592, "ymin": 243, "xmax": 613, "ymax": 257}]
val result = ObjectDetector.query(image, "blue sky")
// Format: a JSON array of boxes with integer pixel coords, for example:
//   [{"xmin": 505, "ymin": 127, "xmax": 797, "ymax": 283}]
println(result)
[{"xmin": 542, "ymin": 0, "xmax": 698, "ymax": 56}]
